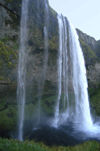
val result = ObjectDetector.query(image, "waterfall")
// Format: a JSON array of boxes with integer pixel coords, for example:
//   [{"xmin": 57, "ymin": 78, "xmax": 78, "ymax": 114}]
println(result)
[
  {"xmin": 43, "ymin": 0, "xmax": 49, "ymax": 81},
  {"xmin": 37, "ymin": 0, "xmax": 49, "ymax": 124},
  {"xmin": 17, "ymin": 0, "xmax": 29, "ymax": 141},
  {"xmin": 68, "ymin": 20, "xmax": 93, "ymax": 130},
  {"xmin": 16, "ymin": 0, "xmax": 100, "ymax": 140},
  {"xmin": 53, "ymin": 15, "xmax": 70, "ymax": 128},
  {"xmin": 53, "ymin": 14, "xmax": 97, "ymax": 132},
  {"xmin": 53, "ymin": 15, "xmax": 65, "ymax": 127}
]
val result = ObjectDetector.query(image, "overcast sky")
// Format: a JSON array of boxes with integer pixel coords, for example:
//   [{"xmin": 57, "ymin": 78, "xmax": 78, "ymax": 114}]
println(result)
[{"xmin": 49, "ymin": 0, "xmax": 100, "ymax": 40}]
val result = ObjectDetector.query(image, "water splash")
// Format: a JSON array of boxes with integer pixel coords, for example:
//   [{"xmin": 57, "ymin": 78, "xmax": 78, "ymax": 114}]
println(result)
[
  {"xmin": 53, "ymin": 14, "xmax": 100, "ymax": 135},
  {"xmin": 17, "ymin": 0, "xmax": 29, "ymax": 141}
]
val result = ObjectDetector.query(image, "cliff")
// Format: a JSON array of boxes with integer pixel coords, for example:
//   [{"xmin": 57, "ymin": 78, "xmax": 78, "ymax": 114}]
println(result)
[{"xmin": 0, "ymin": 0, "xmax": 100, "ymax": 87}]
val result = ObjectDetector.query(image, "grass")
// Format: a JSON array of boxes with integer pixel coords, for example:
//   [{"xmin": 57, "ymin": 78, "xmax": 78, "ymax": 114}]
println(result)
[{"xmin": 0, "ymin": 138, "xmax": 100, "ymax": 151}]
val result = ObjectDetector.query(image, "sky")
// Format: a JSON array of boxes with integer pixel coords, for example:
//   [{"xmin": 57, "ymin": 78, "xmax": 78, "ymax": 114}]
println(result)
[{"xmin": 49, "ymin": 0, "xmax": 100, "ymax": 40}]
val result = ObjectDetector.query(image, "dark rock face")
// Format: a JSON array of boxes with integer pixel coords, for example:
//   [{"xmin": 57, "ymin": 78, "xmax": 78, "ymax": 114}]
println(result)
[
  {"xmin": 0, "ymin": 0, "xmax": 21, "ymax": 16},
  {"xmin": 0, "ymin": 0, "xmax": 58, "ymax": 137},
  {"xmin": 95, "ymin": 40, "xmax": 100, "ymax": 58},
  {"xmin": 1, "ymin": 0, "xmax": 99, "ymax": 87},
  {"xmin": 77, "ymin": 29, "xmax": 97, "ymax": 50},
  {"xmin": 77, "ymin": 29, "xmax": 100, "ymax": 88}
]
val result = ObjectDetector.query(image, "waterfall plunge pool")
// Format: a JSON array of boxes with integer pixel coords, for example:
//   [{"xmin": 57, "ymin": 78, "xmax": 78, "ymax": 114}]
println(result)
[{"xmin": 28, "ymin": 123, "xmax": 100, "ymax": 146}]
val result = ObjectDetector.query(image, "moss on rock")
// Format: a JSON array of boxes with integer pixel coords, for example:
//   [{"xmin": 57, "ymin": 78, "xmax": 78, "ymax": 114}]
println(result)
[
  {"xmin": 89, "ymin": 86, "xmax": 100, "ymax": 116},
  {"xmin": 79, "ymin": 39, "xmax": 98, "ymax": 67},
  {"xmin": 0, "ymin": 41, "xmax": 17, "ymax": 80}
]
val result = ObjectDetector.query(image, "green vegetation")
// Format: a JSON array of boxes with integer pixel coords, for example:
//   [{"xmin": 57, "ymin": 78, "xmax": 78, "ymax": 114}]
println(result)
[
  {"xmin": 0, "ymin": 106, "xmax": 17, "ymax": 136},
  {"xmin": 29, "ymin": 26, "xmax": 44, "ymax": 49},
  {"xmin": 0, "ymin": 41, "xmax": 16, "ymax": 67},
  {"xmin": 0, "ymin": 86, "xmax": 17, "ymax": 137},
  {"xmin": 89, "ymin": 86, "xmax": 100, "ymax": 116},
  {"xmin": 49, "ymin": 7, "xmax": 57, "ymax": 17},
  {"xmin": 42, "ymin": 95, "xmax": 56, "ymax": 116},
  {"xmin": 79, "ymin": 39, "xmax": 98, "ymax": 67},
  {"xmin": 0, "ymin": 138, "xmax": 100, "ymax": 151},
  {"xmin": 0, "ymin": 100, "xmax": 17, "ymax": 137},
  {"xmin": 0, "ymin": 40, "xmax": 17, "ymax": 80},
  {"xmin": 49, "ymin": 36, "xmax": 58, "ymax": 51}
]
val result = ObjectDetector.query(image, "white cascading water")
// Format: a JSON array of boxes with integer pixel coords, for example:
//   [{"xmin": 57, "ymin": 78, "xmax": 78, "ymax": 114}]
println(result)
[
  {"xmin": 53, "ymin": 15, "xmax": 69, "ymax": 127},
  {"xmin": 68, "ymin": 21, "xmax": 100, "ymax": 134},
  {"xmin": 37, "ymin": 0, "xmax": 49, "ymax": 124},
  {"xmin": 42, "ymin": 0, "xmax": 49, "ymax": 96},
  {"xmin": 53, "ymin": 15, "xmax": 63, "ymax": 128},
  {"xmin": 17, "ymin": 0, "xmax": 29, "ymax": 141},
  {"xmin": 53, "ymin": 14, "xmax": 100, "ymax": 134},
  {"xmin": 53, "ymin": 15, "xmax": 71, "ymax": 128},
  {"xmin": 68, "ymin": 20, "xmax": 93, "ymax": 130}
]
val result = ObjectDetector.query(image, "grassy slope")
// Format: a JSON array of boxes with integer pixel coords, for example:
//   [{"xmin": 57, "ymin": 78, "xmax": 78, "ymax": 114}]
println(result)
[{"xmin": 0, "ymin": 138, "xmax": 100, "ymax": 151}]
